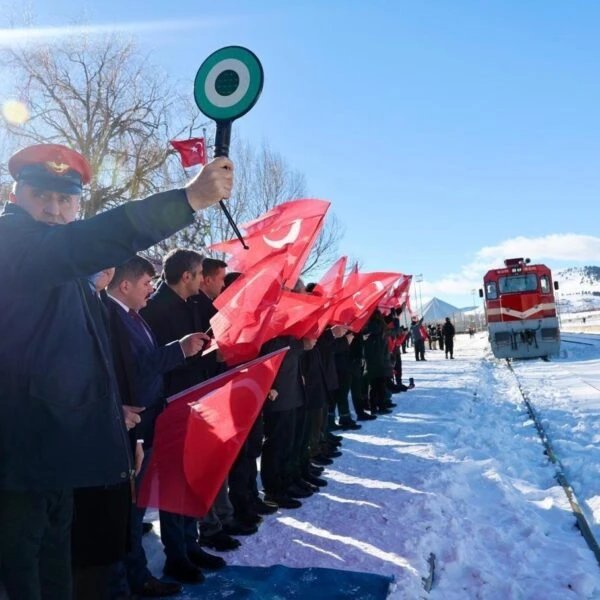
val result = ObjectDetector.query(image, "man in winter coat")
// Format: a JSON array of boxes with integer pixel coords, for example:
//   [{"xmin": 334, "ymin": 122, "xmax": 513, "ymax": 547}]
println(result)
[
  {"xmin": 0, "ymin": 143, "xmax": 233, "ymax": 600},
  {"xmin": 410, "ymin": 316, "xmax": 426, "ymax": 361},
  {"xmin": 442, "ymin": 317, "xmax": 456, "ymax": 359}
]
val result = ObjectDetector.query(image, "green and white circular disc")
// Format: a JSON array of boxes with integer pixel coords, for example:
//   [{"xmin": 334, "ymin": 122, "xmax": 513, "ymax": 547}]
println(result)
[{"xmin": 194, "ymin": 46, "xmax": 264, "ymax": 121}]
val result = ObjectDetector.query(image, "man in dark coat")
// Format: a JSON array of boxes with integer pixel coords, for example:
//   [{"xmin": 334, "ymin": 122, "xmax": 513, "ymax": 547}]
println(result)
[
  {"xmin": 260, "ymin": 335, "xmax": 310, "ymax": 509},
  {"xmin": 0, "ymin": 143, "xmax": 233, "ymax": 600},
  {"xmin": 106, "ymin": 255, "xmax": 209, "ymax": 597},
  {"xmin": 140, "ymin": 249, "xmax": 232, "ymax": 583},
  {"xmin": 442, "ymin": 317, "xmax": 456, "ymax": 359}
]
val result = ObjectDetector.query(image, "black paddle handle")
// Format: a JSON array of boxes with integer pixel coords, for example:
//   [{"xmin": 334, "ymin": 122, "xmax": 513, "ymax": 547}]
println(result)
[{"xmin": 214, "ymin": 121, "xmax": 248, "ymax": 249}]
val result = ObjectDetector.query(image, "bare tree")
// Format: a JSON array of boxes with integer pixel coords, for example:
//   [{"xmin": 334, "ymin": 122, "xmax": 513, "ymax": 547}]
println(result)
[
  {"xmin": 1, "ymin": 32, "xmax": 202, "ymax": 217},
  {"xmin": 1, "ymin": 32, "xmax": 342, "ymax": 273}
]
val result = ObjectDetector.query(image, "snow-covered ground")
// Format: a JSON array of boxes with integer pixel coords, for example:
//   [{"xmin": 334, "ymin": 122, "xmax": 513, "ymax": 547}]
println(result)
[{"xmin": 143, "ymin": 331, "xmax": 600, "ymax": 599}]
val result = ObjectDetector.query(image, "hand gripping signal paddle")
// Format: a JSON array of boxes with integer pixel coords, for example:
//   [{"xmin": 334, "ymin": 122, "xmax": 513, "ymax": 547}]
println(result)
[{"xmin": 194, "ymin": 46, "xmax": 264, "ymax": 249}]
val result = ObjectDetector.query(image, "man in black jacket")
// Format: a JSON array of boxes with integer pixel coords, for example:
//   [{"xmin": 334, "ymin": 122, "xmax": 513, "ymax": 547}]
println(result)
[
  {"xmin": 141, "ymin": 249, "xmax": 233, "ymax": 584},
  {"xmin": 442, "ymin": 317, "xmax": 456, "ymax": 359},
  {"xmin": 0, "ymin": 143, "xmax": 233, "ymax": 600}
]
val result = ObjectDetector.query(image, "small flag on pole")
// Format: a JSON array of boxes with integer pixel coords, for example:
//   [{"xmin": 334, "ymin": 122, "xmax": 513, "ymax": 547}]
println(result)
[{"xmin": 169, "ymin": 137, "xmax": 206, "ymax": 168}]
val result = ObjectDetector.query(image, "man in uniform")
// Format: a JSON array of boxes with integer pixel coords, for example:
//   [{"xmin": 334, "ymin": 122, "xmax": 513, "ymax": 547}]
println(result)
[{"xmin": 0, "ymin": 143, "xmax": 233, "ymax": 599}]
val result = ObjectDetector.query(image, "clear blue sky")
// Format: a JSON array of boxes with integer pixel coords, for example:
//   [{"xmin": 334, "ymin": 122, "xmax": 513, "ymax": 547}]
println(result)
[{"xmin": 3, "ymin": 1, "xmax": 600, "ymax": 308}]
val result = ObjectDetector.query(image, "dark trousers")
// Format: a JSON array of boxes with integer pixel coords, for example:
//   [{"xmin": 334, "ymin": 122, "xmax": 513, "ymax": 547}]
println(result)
[
  {"xmin": 229, "ymin": 414, "xmax": 263, "ymax": 515},
  {"xmin": 414, "ymin": 339, "xmax": 425, "ymax": 360},
  {"xmin": 445, "ymin": 339, "xmax": 454, "ymax": 358},
  {"xmin": 159, "ymin": 511, "xmax": 199, "ymax": 565},
  {"xmin": 349, "ymin": 361, "xmax": 368, "ymax": 415},
  {"xmin": 123, "ymin": 451, "xmax": 153, "ymax": 591},
  {"xmin": 261, "ymin": 408, "xmax": 296, "ymax": 494},
  {"xmin": 393, "ymin": 350, "xmax": 402, "ymax": 382},
  {"xmin": 73, "ymin": 565, "xmax": 110, "ymax": 600},
  {"xmin": 308, "ymin": 407, "xmax": 325, "ymax": 459},
  {"xmin": 369, "ymin": 377, "xmax": 388, "ymax": 411},
  {"xmin": 0, "ymin": 489, "xmax": 73, "ymax": 600},
  {"xmin": 332, "ymin": 374, "xmax": 352, "ymax": 420},
  {"xmin": 291, "ymin": 407, "xmax": 312, "ymax": 481}
]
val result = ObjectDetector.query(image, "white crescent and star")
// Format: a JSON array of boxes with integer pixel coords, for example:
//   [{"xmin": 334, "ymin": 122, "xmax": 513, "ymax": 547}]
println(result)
[
  {"xmin": 262, "ymin": 219, "xmax": 302, "ymax": 249},
  {"xmin": 353, "ymin": 281, "xmax": 385, "ymax": 311}
]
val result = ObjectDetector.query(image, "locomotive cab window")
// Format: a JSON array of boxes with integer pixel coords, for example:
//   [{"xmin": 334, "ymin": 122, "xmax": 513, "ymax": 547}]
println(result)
[
  {"xmin": 485, "ymin": 282, "xmax": 498, "ymax": 300},
  {"xmin": 540, "ymin": 276, "xmax": 550, "ymax": 294},
  {"xmin": 498, "ymin": 274, "xmax": 538, "ymax": 294}
]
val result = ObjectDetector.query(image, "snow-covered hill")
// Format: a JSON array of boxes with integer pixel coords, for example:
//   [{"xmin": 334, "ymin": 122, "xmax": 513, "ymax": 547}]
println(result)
[{"xmin": 555, "ymin": 266, "xmax": 600, "ymax": 313}]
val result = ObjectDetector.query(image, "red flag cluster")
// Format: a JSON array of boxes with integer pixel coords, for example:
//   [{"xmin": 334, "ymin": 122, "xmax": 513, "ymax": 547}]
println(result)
[
  {"xmin": 203, "ymin": 198, "xmax": 413, "ymax": 357},
  {"xmin": 138, "ymin": 190, "xmax": 415, "ymax": 517}
]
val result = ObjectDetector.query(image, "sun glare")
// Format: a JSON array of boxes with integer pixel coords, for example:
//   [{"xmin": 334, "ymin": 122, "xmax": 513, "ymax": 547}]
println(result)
[{"xmin": 2, "ymin": 100, "xmax": 29, "ymax": 125}]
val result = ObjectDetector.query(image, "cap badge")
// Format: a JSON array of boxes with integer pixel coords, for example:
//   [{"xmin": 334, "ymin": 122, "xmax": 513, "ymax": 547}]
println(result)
[{"xmin": 45, "ymin": 160, "xmax": 70, "ymax": 175}]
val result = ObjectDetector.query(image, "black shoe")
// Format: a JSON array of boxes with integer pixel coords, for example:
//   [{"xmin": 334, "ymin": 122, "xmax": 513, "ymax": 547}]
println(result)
[
  {"xmin": 287, "ymin": 483, "xmax": 313, "ymax": 498},
  {"xmin": 235, "ymin": 511, "xmax": 263, "ymax": 526},
  {"xmin": 198, "ymin": 531, "xmax": 241, "ymax": 551},
  {"xmin": 163, "ymin": 559, "xmax": 204, "ymax": 584},
  {"xmin": 132, "ymin": 576, "xmax": 182, "ymax": 597},
  {"xmin": 253, "ymin": 498, "xmax": 279, "ymax": 515},
  {"xmin": 309, "ymin": 463, "xmax": 324, "ymax": 474},
  {"xmin": 264, "ymin": 493, "xmax": 302, "ymax": 509},
  {"xmin": 188, "ymin": 547, "xmax": 226, "ymax": 570},
  {"xmin": 376, "ymin": 408, "xmax": 393, "ymax": 415},
  {"xmin": 142, "ymin": 522, "xmax": 154, "ymax": 535},
  {"xmin": 356, "ymin": 412, "xmax": 377, "ymax": 421},
  {"xmin": 296, "ymin": 478, "xmax": 319, "ymax": 493},
  {"xmin": 304, "ymin": 473, "xmax": 327, "ymax": 487},
  {"xmin": 384, "ymin": 402, "xmax": 397, "ymax": 408},
  {"xmin": 222, "ymin": 520, "xmax": 259, "ymax": 536},
  {"xmin": 324, "ymin": 449, "xmax": 342, "ymax": 458},
  {"xmin": 339, "ymin": 418, "xmax": 362, "ymax": 430},
  {"xmin": 327, "ymin": 433, "xmax": 343, "ymax": 442},
  {"xmin": 312, "ymin": 455, "xmax": 333, "ymax": 466}
]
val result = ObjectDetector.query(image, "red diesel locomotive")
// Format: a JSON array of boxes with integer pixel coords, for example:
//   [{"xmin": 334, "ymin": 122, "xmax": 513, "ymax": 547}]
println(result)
[{"xmin": 479, "ymin": 258, "xmax": 560, "ymax": 359}]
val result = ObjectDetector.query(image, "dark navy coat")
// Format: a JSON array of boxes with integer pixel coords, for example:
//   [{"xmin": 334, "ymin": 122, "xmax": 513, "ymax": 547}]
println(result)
[
  {"xmin": 0, "ymin": 190, "xmax": 194, "ymax": 491},
  {"xmin": 105, "ymin": 297, "xmax": 184, "ymax": 448}
]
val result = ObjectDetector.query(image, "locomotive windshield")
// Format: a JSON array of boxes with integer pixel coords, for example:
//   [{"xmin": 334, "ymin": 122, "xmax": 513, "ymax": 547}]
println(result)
[{"xmin": 498, "ymin": 273, "xmax": 538, "ymax": 294}]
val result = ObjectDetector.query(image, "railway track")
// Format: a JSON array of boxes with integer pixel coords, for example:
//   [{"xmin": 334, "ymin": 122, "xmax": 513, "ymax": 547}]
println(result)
[
  {"xmin": 561, "ymin": 332, "xmax": 600, "ymax": 347},
  {"xmin": 505, "ymin": 359, "xmax": 600, "ymax": 566}
]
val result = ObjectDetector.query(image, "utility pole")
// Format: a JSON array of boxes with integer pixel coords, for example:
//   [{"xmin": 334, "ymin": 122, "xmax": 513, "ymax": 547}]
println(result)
[{"xmin": 415, "ymin": 274, "xmax": 424, "ymax": 316}]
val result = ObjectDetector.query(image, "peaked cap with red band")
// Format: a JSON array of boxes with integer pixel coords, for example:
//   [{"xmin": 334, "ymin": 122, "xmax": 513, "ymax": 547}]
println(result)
[{"xmin": 8, "ymin": 143, "xmax": 92, "ymax": 194}]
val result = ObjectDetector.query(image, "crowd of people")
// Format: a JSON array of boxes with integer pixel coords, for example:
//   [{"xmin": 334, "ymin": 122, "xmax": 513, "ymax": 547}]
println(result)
[
  {"xmin": 0, "ymin": 144, "xmax": 426, "ymax": 600},
  {"xmin": 403, "ymin": 316, "xmax": 457, "ymax": 361}
]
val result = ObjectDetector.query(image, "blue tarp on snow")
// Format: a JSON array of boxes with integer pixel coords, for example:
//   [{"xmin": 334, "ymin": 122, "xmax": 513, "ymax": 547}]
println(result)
[{"xmin": 172, "ymin": 564, "xmax": 394, "ymax": 599}]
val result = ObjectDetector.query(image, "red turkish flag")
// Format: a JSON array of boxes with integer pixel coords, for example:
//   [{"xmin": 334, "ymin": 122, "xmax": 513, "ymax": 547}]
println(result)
[
  {"xmin": 210, "ymin": 249, "xmax": 289, "ymax": 365},
  {"xmin": 169, "ymin": 138, "xmax": 207, "ymax": 168},
  {"xmin": 316, "ymin": 256, "xmax": 347, "ymax": 297},
  {"xmin": 137, "ymin": 349, "xmax": 288, "ymax": 518},
  {"xmin": 209, "ymin": 199, "xmax": 330, "ymax": 288},
  {"xmin": 330, "ymin": 272, "xmax": 401, "ymax": 332},
  {"xmin": 379, "ymin": 275, "xmax": 412, "ymax": 311},
  {"xmin": 266, "ymin": 289, "xmax": 327, "ymax": 339}
]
